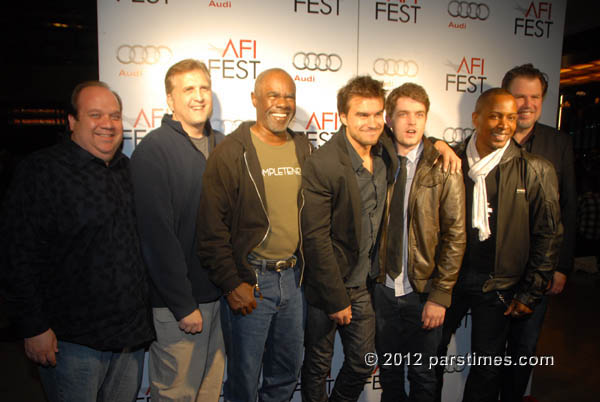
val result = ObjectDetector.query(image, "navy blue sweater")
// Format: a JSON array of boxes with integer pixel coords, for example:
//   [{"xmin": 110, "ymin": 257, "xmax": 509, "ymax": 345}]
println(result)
[{"xmin": 131, "ymin": 115, "xmax": 224, "ymax": 320}]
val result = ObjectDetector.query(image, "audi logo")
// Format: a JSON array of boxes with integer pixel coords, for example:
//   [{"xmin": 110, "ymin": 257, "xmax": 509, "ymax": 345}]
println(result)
[
  {"xmin": 443, "ymin": 127, "xmax": 474, "ymax": 144},
  {"xmin": 448, "ymin": 1, "xmax": 490, "ymax": 20},
  {"xmin": 116, "ymin": 45, "xmax": 173, "ymax": 65},
  {"xmin": 293, "ymin": 52, "xmax": 342, "ymax": 72},
  {"xmin": 372, "ymin": 58, "xmax": 418, "ymax": 77}
]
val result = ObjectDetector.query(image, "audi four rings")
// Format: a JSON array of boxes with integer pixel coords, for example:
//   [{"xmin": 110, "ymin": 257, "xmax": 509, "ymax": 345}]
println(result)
[
  {"xmin": 447, "ymin": 1, "xmax": 490, "ymax": 20},
  {"xmin": 293, "ymin": 52, "xmax": 343, "ymax": 72},
  {"xmin": 373, "ymin": 58, "xmax": 419, "ymax": 77},
  {"xmin": 117, "ymin": 45, "xmax": 173, "ymax": 65},
  {"xmin": 443, "ymin": 127, "xmax": 474, "ymax": 143}
]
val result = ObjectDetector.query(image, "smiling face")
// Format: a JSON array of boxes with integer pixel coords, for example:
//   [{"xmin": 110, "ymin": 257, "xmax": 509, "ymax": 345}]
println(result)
[
  {"xmin": 167, "ymin": 69, "xmax": 213, "ymax": 137},
  {"xmin": 472, "ymin": 93, "xmax": 518, "ymax": 158},
  {"xmin": 341, "ymin": 96, "xmax": 385, "ymax": 153},
  {"xmin": 252, "ymin": 70, "xmax": 296, "ymax": 136},
  {"xmin": 507, "ymin": 76, "xmax": 544, "ymax": 135},
  {"xmin": 387, "ymin": 96, "xmax": 427, "ymax": 156},
  {"xmin": 68, "ymin": 85, "xmax": 123, "ymax": 163}
]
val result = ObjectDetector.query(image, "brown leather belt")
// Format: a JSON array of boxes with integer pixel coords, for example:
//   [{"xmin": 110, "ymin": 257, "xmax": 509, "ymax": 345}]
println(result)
[{"xmin": 248, "ymin": 255, "xmax": 297, "ymax": 272}]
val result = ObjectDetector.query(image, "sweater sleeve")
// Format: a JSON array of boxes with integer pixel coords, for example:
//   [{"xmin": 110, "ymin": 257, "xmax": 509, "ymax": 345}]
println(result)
[
  {"xmin": 1, "ymin": 158, "xmax": 53, "ymax": 338},
  {"xmin": 130, "ymin": 147, "xmax": 197, "ymax": 321}
]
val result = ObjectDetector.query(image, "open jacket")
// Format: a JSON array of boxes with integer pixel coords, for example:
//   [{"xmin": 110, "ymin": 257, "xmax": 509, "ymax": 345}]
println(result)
[
  {"xmin": 301, "ymin": 127, "xmax": 398, "ymax": 314},
  {"xmin": 376, "ymin": 135, "xmax": 467, "ymax": 308},
  {"xmin": 518, "ymin": 122, "xmax": 576, "ymax": 276},
  {"xmin": 459, "ymin": 138, "xmax": 563, "ymax": 308},
  {"xmin": 196, "ymin": 121, "xmax": 312, "ymax": 293}
]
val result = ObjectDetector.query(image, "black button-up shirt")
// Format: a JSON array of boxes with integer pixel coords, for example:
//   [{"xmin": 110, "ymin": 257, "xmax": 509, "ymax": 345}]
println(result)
[
  {"xmin": 344, "ymin": 135, "xmax": 387, "ymax": 287},
  {"xmin": 1, "ymin": 138, "xmax": 153, "ymax": 350}
]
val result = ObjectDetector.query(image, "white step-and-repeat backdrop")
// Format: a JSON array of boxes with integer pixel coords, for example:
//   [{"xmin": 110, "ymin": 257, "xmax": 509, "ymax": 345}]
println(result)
[{"xmin": 98, "ymin": 1, "xmax": 566, "ymax": 401}]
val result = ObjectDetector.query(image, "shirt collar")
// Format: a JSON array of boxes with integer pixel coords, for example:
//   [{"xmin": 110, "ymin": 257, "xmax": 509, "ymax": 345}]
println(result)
[
  {"xmin": 67, "ymin": 137, "xmax": 125, "ymax": 169},
  {"xmin": 343, "ymin": 130, "xmax": 383, "ymax": 172},
  {"xmin": 514, "ymin": 122, "xmax": 538, "ymax": 150},
  {"xmin": 399, "ymin": 140, "xmax": 424, "ymax": 165}
]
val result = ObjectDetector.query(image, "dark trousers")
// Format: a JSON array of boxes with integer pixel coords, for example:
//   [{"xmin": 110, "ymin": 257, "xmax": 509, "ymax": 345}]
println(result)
[
  {"xmin": 435, "ymin": 274, "xmax": 512, "ymax": 402},
  {"xmin": 301, "ymin": 287, "xmax": 375, "ymax": 402},
  {"xmin": 373, "ymin": 284, "xmax": 442, "ymax": 402},
  {"xmin": 500, "ymin": 295, "xmax": 548, "ymax": 402}
]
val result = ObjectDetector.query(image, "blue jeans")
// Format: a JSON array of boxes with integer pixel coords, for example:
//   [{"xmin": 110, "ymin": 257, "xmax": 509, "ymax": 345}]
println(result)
[
  {"xmin": 38, "ymin": 340, "xmax": 145, "ymax": 402},
  {"xmin": 221, "ymin": 265, "xmax": 304, "ymax": 402},
  {"xmin": 373, "ymin": 285, "xmax": 442, "ymax": 402}
]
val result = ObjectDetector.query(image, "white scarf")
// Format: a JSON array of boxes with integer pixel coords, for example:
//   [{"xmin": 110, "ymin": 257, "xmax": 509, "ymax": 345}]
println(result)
[{"xmin": 466, "ymin": 132, "xmax": 510, "ymax": 241}]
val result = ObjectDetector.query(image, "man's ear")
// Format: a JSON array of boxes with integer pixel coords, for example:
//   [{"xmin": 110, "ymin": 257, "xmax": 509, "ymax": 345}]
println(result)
[
  {"xmin": 339, "ymin": 113, "xmax": 347, "ymax": 127},
  {"xmin": 166, "ymin": 93, "xmax": 174, "ymax": 113},
  {"xmin": 68, "ymin": 114, "xmax": 77, "ymax": 132}
]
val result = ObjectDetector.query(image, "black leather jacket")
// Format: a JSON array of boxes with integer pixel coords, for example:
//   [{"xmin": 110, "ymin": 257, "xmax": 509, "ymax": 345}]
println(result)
[{"xmin": 459, "ymin": 138, "xmax": 563, "ymax": 308}]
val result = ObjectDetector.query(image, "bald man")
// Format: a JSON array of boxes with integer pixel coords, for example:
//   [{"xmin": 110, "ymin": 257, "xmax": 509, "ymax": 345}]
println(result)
[{"xmin": 197, "ymin": 68, "xmax": 312, "ymax": 402}]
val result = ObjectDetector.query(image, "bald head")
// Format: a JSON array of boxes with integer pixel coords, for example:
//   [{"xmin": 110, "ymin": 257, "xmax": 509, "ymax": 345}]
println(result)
[
  {"xmin": 254, "ymin": 68, "xmax": 295, "ymax": 95},
  {"xmin": 474, "ymin": 88, "xmax": 514, "ymax": 113}
]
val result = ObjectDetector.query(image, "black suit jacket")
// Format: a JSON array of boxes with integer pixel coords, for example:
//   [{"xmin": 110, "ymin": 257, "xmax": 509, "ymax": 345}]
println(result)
[
  {"xmin": 519, "ymin": 122, "xmax": 576, "ymax": 275},
  {"xmin": 301, "ymin": 127, "xmax": 397, "ymax": 313}
]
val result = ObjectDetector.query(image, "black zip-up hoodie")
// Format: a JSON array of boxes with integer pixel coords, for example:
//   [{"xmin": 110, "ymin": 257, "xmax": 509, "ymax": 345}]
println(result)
[{"xmin": 196, "ymin": 121, "xmax": 312, "ymax": 293}]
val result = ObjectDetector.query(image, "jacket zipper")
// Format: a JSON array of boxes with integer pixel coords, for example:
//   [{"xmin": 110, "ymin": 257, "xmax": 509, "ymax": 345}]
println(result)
[
  {"xmin": 243, "ymin": 151, "xmax": 270, "ymax": 293},
  {"xmin": 298, "ymin": 188, "xmax": 306, "ymax": 286},
  {"xmin": 297, "ymin": 140, "xmax": 312, "ymax": 286}
]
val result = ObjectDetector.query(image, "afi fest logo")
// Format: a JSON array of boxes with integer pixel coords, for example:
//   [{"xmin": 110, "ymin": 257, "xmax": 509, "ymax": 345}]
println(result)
[
  {"xmin": 208, "ymin": 39, "xmax": 261, "ymax": 80},
  {"xmin": 123, "ymin": 107, "xmax": 167, "ymax": 148},
  {"xmin": 514, "ymin": 1, "xmax": 553, "ymax": 38},
  {"xmin": 375, "ymin": 0, "xmax": 421, "ymax": 23},
  {"xmin": 293, "ymin": 0, "xmax": 340, "ymax": 16},
  {"xmin": 298, "ymin": 112, "xmax": 340, "ymax": 147},
  {"xmin": 445, "ymin": 57, "xmax": 487, "ymax": 94}
]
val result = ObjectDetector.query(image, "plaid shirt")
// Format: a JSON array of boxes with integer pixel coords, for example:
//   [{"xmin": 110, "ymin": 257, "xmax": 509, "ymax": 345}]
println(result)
[{"xmin": 577, "ymin": 191, "xmax": 600, "ymax": 240}]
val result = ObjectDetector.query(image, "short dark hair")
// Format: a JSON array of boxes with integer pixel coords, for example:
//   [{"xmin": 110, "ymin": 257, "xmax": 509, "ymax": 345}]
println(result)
[
  {"xmin": 165, "ymin": 59, "xmax": 211, "ymax": 94},
  {"xmin": 70, "ymin": 81, "xmax": 122, "ymax": 119},
  {"xmin": 501, "ymin": 63, "xmax": 549, "ymax": 97},
  {"xmin": 385, "ymin": 82, "xmax": 430, "ymax": 118},
  {"xmin": 474, "ymin": 87, "xmax": 513, "ymax": 113},
  {"xmin": 337, "ymin": 75, "xmax": 386, "ymax": 116}
]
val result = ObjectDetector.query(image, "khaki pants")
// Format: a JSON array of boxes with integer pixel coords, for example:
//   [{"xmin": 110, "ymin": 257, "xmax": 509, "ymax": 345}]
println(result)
[{"xmin": 149, "ymin": 300, "xmax": 225, "ymax": 402}]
